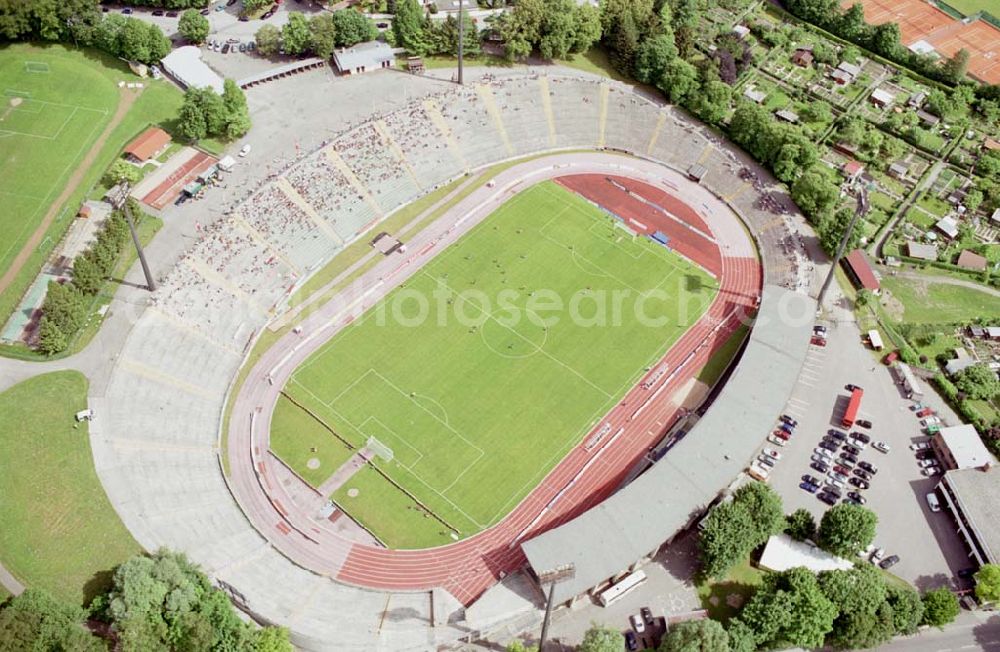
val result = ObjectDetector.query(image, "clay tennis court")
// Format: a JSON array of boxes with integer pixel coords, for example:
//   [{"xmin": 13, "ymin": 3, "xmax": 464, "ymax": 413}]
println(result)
[{"xmin": 846, "ymin": 0, "xmax": 1000, "ymax": 84}]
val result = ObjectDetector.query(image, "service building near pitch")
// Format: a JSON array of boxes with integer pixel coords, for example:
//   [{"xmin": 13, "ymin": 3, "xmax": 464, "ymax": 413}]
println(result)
[
  {"xmin": 522, "ymin": 286, "xmax": 816, "ymax": 604},
  {"xmin": 161, "ymin": 45, "xmax": 225, "ymax": 94},
  {"xmin": 332, "ymin": 41, "xmax": 395, "ymax": 75},
  {"xmin": 934, "ymin": 425, "xmax": 999, "ymax": 567}
]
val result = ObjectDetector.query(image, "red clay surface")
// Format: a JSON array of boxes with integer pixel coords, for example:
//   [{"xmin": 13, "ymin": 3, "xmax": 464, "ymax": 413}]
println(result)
[
  {"xmin": 844, "ymin": 0, "xmax": 1000, "ymax": 84},
  {"xmin": 328, "ymin": 176, "xmax": 762, "ymax": 604},
  {"xmin": 141, "ymin": 151, "xmax": 217, "ymax": 210}
]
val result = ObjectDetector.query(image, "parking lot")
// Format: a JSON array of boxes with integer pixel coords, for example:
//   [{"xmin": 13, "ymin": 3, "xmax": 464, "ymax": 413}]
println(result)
[{"xmin": 761, "ymin": 317, "xmax": 973, "ymax": 591}]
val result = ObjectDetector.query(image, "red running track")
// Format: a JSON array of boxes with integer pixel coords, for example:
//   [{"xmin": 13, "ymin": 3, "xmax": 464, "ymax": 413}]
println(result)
[{"xmin": 334, "ymin": 176, "xmax": 762, "ymax": 605}]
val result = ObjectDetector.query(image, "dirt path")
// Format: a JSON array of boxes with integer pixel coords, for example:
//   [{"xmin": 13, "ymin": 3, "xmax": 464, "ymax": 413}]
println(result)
[
  {"xmin": 0, "ymin": 86, "xmax": 141, "ymax": 298},
  {"xmin": 893, "ymin": 268, "xmax": 1000, "ymax": 299}
]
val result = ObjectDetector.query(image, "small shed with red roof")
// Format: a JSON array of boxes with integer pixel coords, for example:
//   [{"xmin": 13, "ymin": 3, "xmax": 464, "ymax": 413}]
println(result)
[{"xmin": 843, "ymin": 249, "xmax": 880, "ymax": 294}]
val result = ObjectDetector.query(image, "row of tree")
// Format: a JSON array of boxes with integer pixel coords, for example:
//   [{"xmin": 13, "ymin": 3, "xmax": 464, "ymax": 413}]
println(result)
[
  {"xmin": 255, "ymin": 10, "xmax": 380, "ymax": 59},
  {"xmin": 37, "ymin": 205, "xmax": 137, "ymax": 355},
  {"xmin": 178, "ymin": 80, "xmax": 251, "ymax": 141},
  {"xmin": 0, "ymin": 549, "xmax": 292, "ymax": 651}
]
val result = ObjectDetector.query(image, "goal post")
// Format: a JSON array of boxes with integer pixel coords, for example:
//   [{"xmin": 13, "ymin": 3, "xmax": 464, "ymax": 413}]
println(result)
[{"xmin": 366, "ymin": 436, "xmax": 394, "ymax": 462}]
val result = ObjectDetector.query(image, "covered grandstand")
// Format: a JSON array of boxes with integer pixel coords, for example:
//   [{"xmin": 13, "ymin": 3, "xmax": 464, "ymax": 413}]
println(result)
[{"xmin": 522, "ymin": 284, "xmax": 815, "ymax": 603}]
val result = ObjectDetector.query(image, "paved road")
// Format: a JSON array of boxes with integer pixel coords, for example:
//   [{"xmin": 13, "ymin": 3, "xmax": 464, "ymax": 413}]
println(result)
[{"xmin": 871, "ymin": 612, "xmax": 1000, "ymax": 652}]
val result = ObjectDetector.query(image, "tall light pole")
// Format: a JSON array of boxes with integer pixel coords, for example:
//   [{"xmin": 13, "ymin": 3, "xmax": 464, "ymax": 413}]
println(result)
[
  {"xmin": 816, "ymin": 183, "xmax": 868, "ymax": 311},
  {"xmin": 110, "ymin": 183, "xmax": 157, "ymax": 292},
  {"xmin": 456, "ymin": 0, "xmax": 464, "ymax": 85},
  {"xmin": 537, "ymin": 563, "xmax": 575, "ymax": 651}
]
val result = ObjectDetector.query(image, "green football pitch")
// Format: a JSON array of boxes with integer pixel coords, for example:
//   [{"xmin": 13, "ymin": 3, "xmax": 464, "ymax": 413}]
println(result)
[
  {"xmin": 0, "ymin": 49, "xmax": 118, "ymax": 289},
  {"xmin": 278, "ymin": 181, "xmax": 718, "ymax": 548}
]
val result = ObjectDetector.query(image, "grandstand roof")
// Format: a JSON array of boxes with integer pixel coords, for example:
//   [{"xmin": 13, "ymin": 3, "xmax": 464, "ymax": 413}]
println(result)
[
  {"xmin": 161, "ymin": 46, "xmax": 224, "ymax": 94},
  {"xmin": 522, "ymin": 285, "xmax": 816, "ymax": 603}
]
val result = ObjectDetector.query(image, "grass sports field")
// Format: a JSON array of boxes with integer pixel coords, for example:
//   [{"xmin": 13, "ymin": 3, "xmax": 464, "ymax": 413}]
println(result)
[
  {"xmin": 277, "ymin": 181, "xmax": 717, "ymax": 548},
  {"xmin": 0, "ymin": 371, "xmax": 139, "ymax": 605},
  {"xmin": 0, "ymin": 44, "xmax": 184, "ymax": 327}
]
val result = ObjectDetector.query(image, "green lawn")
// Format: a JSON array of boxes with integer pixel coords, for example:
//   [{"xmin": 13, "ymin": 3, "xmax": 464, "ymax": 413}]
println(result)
[
  {"xmin": 270, "ymin": 395, "xmax": 355, "ymax": 488},
  {"xmin": 917, "ymin": 194, "xmax": 951, "ymax": 218},
  {"xmin": 0, "ymin": 371, "xmax": 140, "ymax": 606},
  {"xmin": 0, "ymin": 43, "xmax": 184, "ymax": 327},
  {"xmin": 881, "ymin": 275, "xmax": 1000, "ymax": 324},
  {"xmin": 280, "ymin": 181, "xmax": 716, "ymax": 546},
  {"xmin": 698, "ymin": 324, "xmax": 749, "ymax": 386},
  {"xmin": 944, "ymin": 0, "xmax": 1000, "ymax": 16},
  {"xmin": 696, "ymin": 557, "xmax": 765, "ymax": 624}
]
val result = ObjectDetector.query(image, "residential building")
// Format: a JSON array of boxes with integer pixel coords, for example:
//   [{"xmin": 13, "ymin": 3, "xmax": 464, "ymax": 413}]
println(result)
[
  {"xmin": 869, "ymin": 87, "xmax": 895, "ymax": 108},
  {"xmin": 831, "ymin": 69, "xmax": 853, "ymax": 85},
  {"xmin": 907, "ymin": 91, "xmax": 927, "ymax": 108},
  {"xmin": 932, "ymin": 424, "xmax": 995, "ymax": 471},
  {"xmin": 332, "ymin": 41, "xmax": 395, "ymax": 75},
  {"xmin": 957, "ymin": 250, "xmax": 987, "ymax": 271},
  {"xmin": 732, "ymin": 25, "xmax": 750, "ymax": 39},
  {"xmin": 984, "ymin": 137, "xmax": 1000, "ymax": 152},
  {"xmin": 124, "ymin": 127, "xmax": 172, "ymax": 164},
  {"xmin": 775, "ymin": 109, "xmax": 799, "ymax": 124},
  {"xmin": 916, "ymin": 109, "xmax": 940, "ymax": 126},
  {"xmin": 889, "ymin": 161, "xmax": 909, "ymax": 180},
  {"xmin": 938, "ymin": 466, "xmax": 1000, "ymax": 566},
  {"xmin": 843, "ymin": 249, "xmax": 880, "ymax": 293},
  {"xmin": 905, "ymin": 241, "xmax": 938, "ymax": 261},
  {"xmin": 792, "ymin": 48, "xmax": 814, "ymax": 67},
  {"xmin": 843, "ymin": 159, "xmax": 864, "ymax": 181},
  {"xmin": 935, "ymin": 216, "xmax": 960, "ymax": 239},
  {"xmin": 743, "ymin": 87, "xmax": 766, "ymax": 104},
  {"xmin": 837, "ymin": 61, "xmax": 861, "ymax": 78}
]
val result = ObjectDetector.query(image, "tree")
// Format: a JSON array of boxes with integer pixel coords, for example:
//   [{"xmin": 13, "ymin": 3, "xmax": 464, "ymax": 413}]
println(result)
[
  {"xmin": 42, "ymin": 281, "xmax": 87, "ymax": 337},
  {"xmin": 818, "ymin": 207, "xmax": 861, "ymax": 257},
  {"xmin": 506, "ymin": 641, "xmax": 538, "ymax": 652},
  {"xmin": 921, "ymin": 588, "xmax": 960, "ymax": 628},
  {"xmin": 870, "ymin": 22, "xmax": 901, "ymax": 59},
  {"xmin": 282, "ymin": 12, "xmax": 312, "ymax": 55},
  {"xmin": 955, "ymin": 363, "xmax": 1000, "ymax": 400},
  {"xmin": 72, "ymin": 255, "xmax": 103, "ymax": 296},
  {"xmin": 256, "ymin": 24, "xmax": 281, "ymax": 57},
  {"xmin": 792, "ymin": 167, "xmax": 839, "ymax": 222},
  {"xmin": 104, "ymin": 159, "xmax": 141, "ymax": 186},
  {"xmin": 634, "ymin": 33, "xmax": 679, "ymax": 85},
  {"xmin": 119, "ymin": 17, "xmax": 151, "ymax": 62},
  {"xmin": 974, "ymin": 564, "xmax": 1000, "ymax": 604},
  {"xmin": 659, "ymin": 618, "xmax": 729, "ymax": 652},
  {"xmin": 801, "ymin": 100, "xmax": 832, "ymax": 124},
  {"xmin": 221, "ymin": 79, "xmax": 251, "ymax": 139},
  {"xmin": 785, "ymin": 508, "xmax": 816, "ymax": 541},
  {"xmin": 308, "ymin": 14, "xmax": 337, "ymax": 59},
  {"xmin": 691, "ymin": 81, "xmax": 732, "ymax": 125},
  {"xmin": 818, "ymin": 564, "xmax": 890, "ymax": 648},
  {"xmin": 178, "ymin": 9, "xmax": 209, "ymax": 44},
  {"xmin": 393, "ymin": 0, "xmax": 428, "ymax": 54},
  {"xmin": 725, "ymin": 619, "xmax": 755, "ymax": 652},
  {"xmin": 942, "ymin": 48, "xmax": 970, "ymax": 84},
  {"xmin": 740, "ymin": 567, "xmax": 837, "ymax": 649},
  {"xmin": 243, "ymin": 0, "xmax": 272, "ymax": 12},
  {"xmin": 0, "ymin": 589, "xmax": 104, "ymax": 651},
  {"xmin": 178, "ymin": 94, "xmax": 208, "ymax": 141},
  {"xmin": 817, "ymin": 503, "xmax": 878, "ymax": 556},
  {"xmin": 331, "ymin": 9, "xmax": 378, "ymax": 47},
  {"xmin": 700, "ymin": 484, "xmax": 784, "ymax": 579},
  {"xmin": 104, "ymin": 549, "xmax": 292, "ymax": 651},
  {"xmin": 885, "ymin": 584, "xmax": 924, "ymax": 635},
  {"xmin": 36, "ymin": 316, "xmax": 68, "ymax": 355},
  {"xmin": 609, "ymin": 9, "xmax": 640, "ymax": 73},
  {"xmin": 658, "ymin": 57, "xmax": 700, "ymax": 105},
  {"xmin": 579, "ymin": 624, "xmax": 625, "ymax": 652},
  {"xmin": 572, "ymin": 3, "xmax": 602, "ymax": 53}
]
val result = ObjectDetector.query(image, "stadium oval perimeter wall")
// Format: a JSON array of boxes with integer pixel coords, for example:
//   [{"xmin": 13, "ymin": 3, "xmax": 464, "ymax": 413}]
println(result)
[
  {"xmin": 87, "ymin": 73, "xmax": 820, "ymax": 650},
  {"xmin": 522, "ymin": 284, "xmax": 816, "ymax": 604}
]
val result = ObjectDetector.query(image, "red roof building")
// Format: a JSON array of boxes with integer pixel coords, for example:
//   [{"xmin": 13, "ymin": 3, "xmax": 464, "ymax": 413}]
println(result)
[
  {"xmin": 844, "ymin": 249, "xmax": 880, "ymax": 293},
  {"xmin": 124, "ymin": 127, "xmax": 171, "ymax": 163}
]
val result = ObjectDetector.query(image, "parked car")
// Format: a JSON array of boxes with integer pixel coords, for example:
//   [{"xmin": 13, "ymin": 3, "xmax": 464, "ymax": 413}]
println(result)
[
  {"xmin": 166, "ymin": 10, "xmax": 178, "ymax": 16},
  {"xmin": 854, "ymin": 468, "xmax": 872, "ymax": 481},
  {"xmin": 152, "ymin": 9, "xmax": 164, "ymax": 15},
  {"xmin": 870, "ymin": 547, "xmax": 885, "ymax": 563},
  {"xmin": 814, "ymin": 325, "xmax": 828, "ymax": 335},
  {"xmin": 773, "ymin": 429, "xmax": 791, "ymax": 441},
  {"xmin": 857, "ymin": 419, "xmax": 873, "ymax": 429},
  {"xmin": 845, "ymin": 384, "xmax": 862, "ymax": 391},
  {"xmin": 829, "ymin": 471, "xmax": 849, "ymax": 484},
  {"xmin": 910, "ymin": 441, "xmax": 931, "ymax": 451},
  {"xmin": 926, "ymin": 492, "xmax": 941, "ymax": 512},
  {"xmin": 779, "ymin": 422, "xmax": 794, "ymax": 434},
  {"xmin": 847, "ymin": 491, "xmax": 867, "ymax": 505},
  {"xmin": 833, "ymin": 464, "xmax": 852, "ymax": 476},
  {"xmin": 221, "ymin": 43, "xmax": 230, "ymax": 53},
  {"xmin": 919, "ymin": 458, "xmax": 940, "ymax": 468},
  {"xmin": 851, "ymin": 431, "xmax": 871, "ymax": 444},
  {"xmin": 916, "ymin": 408, "xmax": 935, "ymax": 418},
  {"xmin": 780, "ymin": 414, "xmax": 798, "ymax": 427},
  {"xmin": 624, "ymin": 631, "xmax": 639, "ymax": 651},
  {"xmin": 819, "ymin": 441, "xmax": 838, "ymax": 452},
  {"xmin": 826, "ymin": 477, "xmax": 846, "ymax": 490},
  {"xmin": 811, "ymin": 461, "xmax": 830, "ymax": 474},
  {"xmin": 922, "ymin": 466, "xmax": 942, "ymax": 476},
  {"xmin": 630, "ymin": 614, "xmax": 645, "ymax": 634},
  {"xmin": 641, "ymin": 607, "xmax": 655, "ymax": 625},
  {"xmin": 921, "ymin": 416, "xmax": 942, "ymax": 427},
  {"xmin": 238, "ymin": 43, "xmax": 247, "ymax": 52},
  {"xmin": 843, "ymin": 444, "xmax": 861, "ymax": 456},
  {"xmin": 839, "ymin": 452, "xmax": 858, "ymax": 466},
  {"xmin": 763, "ymin": 448, "xmax": 782, "ymax": 461},
  {"xmin": 121, "ymin": 7, "xmax": 133, "ymax": 13},
  {"xmin": 200, "ymin": 7, "xmax": 210, "ymax": 14},
  {"xmin": 767, "ymin": 435, "xmax": 786, "ymax": 447},
  {"xmin": 828, "ymin": 429, "xmax": 847, "ymax": 441},
  {"xmin": 872, "ymin": 440, "xmax": 890, "ymax": 454},
  {"xmin": 879, "ymin": 555, "xmax": 900, "ymax": 569},
  {"xmin": 858, "ymin": 460, "xmax": 878, "ymax": 474},
  {"xmin": 801, "ymin": 481, "xmax": 820, "ymax": 493},
  {"xmin": 802, "ymin": 474, "xmax": 820, "ymax": 485},
  {"xmin": 239, "ymin": 144, "xmax": 252, "ymax": 157},
  {"xmin": 757, "ymin": 455, "xmax": 776, "ymax": 468},
  {"xmin": 916, "ymin": 450, "xmax": 937, "ymax": 461},
  {"xmin": 818, "ymin": 492, "xmax": 838, "ymax": 506},
  {"xmin": 815, "ymin": 447, "xmax": 835, "ymax": 459},
  {"xmin": 811, "ymin": 335, "xmax": 827, "ymax": 346},
  {"xmin": 849, "ymin": 476, "xmax": 870, "ymax": 490}
]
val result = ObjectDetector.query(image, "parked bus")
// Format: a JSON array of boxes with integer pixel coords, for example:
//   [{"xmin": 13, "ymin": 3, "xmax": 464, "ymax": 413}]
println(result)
[
  {"xmin": 842, "ymin": 388, "xmax": 864, "ymax": 428},
  {"xmin": 598, "ymin": 570, "xmax": 647, "ymax": 607}
]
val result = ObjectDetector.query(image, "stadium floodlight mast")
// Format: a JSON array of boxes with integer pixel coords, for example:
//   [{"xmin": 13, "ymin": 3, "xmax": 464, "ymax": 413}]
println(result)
[
  {"xmin": 457, "ymin": 0, "xmax": 464, "ymax": 85},
  {"xmin": 537, "ymin": 563, "xmax": 575, "ymax": 651},
  {"xmin": 816, "ymin": 182, "xmax": 869, "ymax": 311},
  {"xmin": 108, "ymin": 183, "xmax": 157, "ymax": 292}
]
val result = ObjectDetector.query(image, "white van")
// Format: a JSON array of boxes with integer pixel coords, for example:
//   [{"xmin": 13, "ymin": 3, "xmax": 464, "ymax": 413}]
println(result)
[{"xmin": 926, "ymin": 492, "xmax": 941, "ymax": 512}]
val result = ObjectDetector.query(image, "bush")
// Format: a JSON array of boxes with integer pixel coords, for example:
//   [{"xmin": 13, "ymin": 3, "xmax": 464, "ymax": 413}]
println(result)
[{"xmin": 921, "ymin": 588, "xmax": 960, "ymax": 627}]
